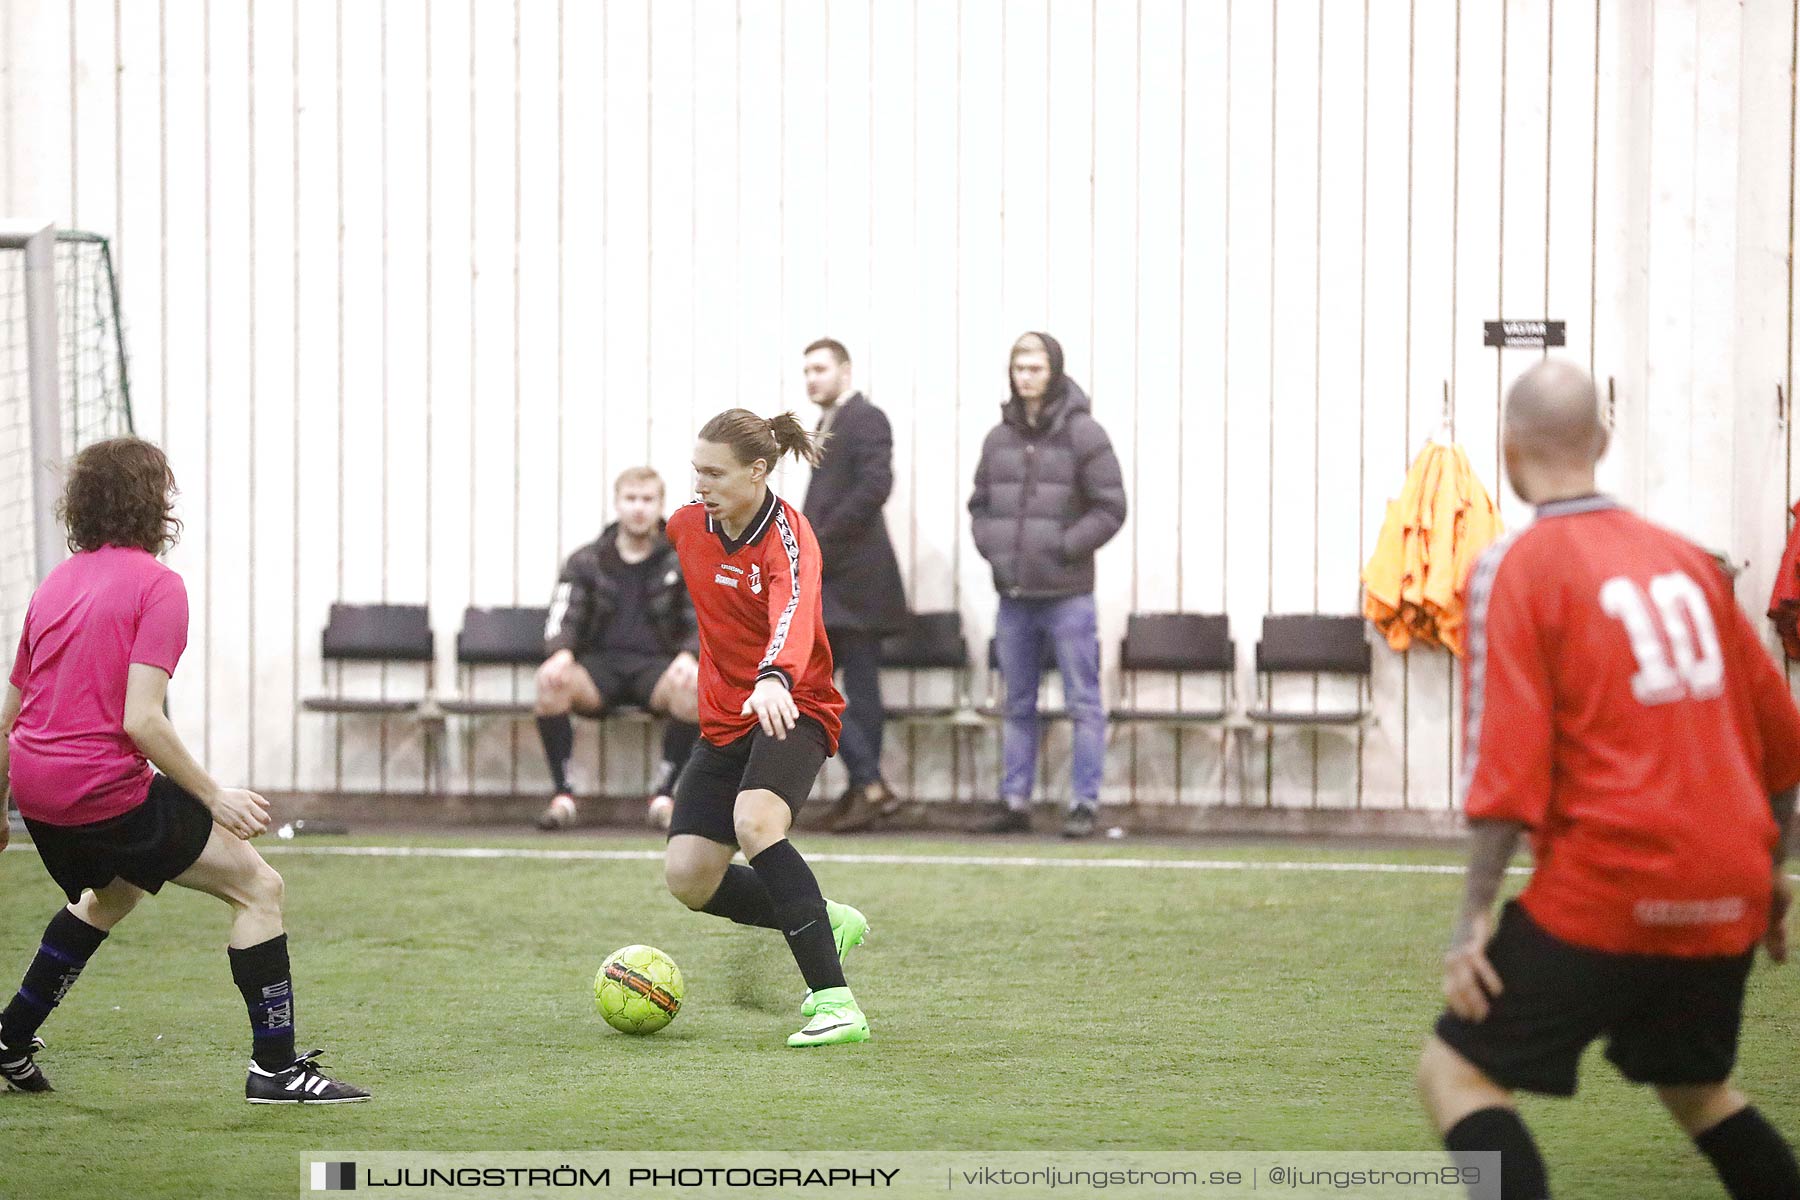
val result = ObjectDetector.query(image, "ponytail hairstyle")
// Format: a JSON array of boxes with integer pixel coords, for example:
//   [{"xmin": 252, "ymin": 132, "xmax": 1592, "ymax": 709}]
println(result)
[{"xmin": 697, "ymin": 408, "xmax": 828, "ymax": 471}]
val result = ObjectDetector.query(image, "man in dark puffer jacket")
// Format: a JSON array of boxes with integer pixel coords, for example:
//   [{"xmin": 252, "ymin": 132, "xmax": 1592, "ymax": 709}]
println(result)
[{"xmin": 968, "ymin": 332, "xmax": 1127, "ymax": 838}]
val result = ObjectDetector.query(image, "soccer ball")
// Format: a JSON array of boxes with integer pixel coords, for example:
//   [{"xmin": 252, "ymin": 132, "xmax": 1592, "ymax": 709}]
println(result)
[{"xmin": 594, "ymin": 945, "xmax": 684, "ymax": 1034}]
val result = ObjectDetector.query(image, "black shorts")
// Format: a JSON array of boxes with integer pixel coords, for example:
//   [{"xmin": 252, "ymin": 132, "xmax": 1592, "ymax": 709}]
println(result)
[
  {"xmin": 667, "ymin": 717, "xmax": 830, "ymax": 847},
  {"xmin": 576, "ymin": 651, "xmax": 669, "ymax": 713},
  {"xmin": 1434, "ymin": 901, "xmax": 1754, "ymax": 1097},
  {"xmin": 22, "ymin": 774, "xmax": 214, "ymax": 904}
]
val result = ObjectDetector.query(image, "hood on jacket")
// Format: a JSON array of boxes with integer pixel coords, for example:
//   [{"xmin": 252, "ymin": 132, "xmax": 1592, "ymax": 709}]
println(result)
[{"xmin": 1004, "ymin": 331, "xmax": 1092, "ymax": 433}]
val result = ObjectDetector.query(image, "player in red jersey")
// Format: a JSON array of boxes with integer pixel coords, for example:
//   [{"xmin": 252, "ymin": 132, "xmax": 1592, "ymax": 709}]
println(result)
[
  {"xmin": 660, "ymin": 408, "xmax": 870, "ymax": 1047},
  {"xmin": 1417, "ymin": 362, "xmax": 1800, "ymax": 1200}
]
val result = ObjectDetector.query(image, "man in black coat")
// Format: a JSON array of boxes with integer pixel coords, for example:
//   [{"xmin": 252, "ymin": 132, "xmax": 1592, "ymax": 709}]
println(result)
[
  {"xmin": 800, "ymin": 338, "xmax": 908, "ymax": 832},
  {"xmin": 969, "ymin": 332, "xmax": 1127, "ymax": 838}
]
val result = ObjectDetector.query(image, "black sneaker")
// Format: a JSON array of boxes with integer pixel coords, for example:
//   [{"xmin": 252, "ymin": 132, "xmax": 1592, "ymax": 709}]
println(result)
[
  {"xmin": 246, "ymin": 1049, "xmax": 371, "ymax": 1104},
  {"xmin": 976, "ymin": 805, "xmax": 1032, "ymax": 834},
  {"xmin": 0, "ymin": 1035, "xmax": 52, "ymax": 1093},
  {"xmin": 1061, "ymin": 808, "xmax": 1097, "ymax": 839}
]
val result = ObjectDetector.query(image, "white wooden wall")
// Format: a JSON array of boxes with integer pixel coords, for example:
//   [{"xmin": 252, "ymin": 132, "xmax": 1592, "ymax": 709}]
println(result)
[{"xmin": 3, "ymin": 0, "xmax": 1797, "ymax": 810}]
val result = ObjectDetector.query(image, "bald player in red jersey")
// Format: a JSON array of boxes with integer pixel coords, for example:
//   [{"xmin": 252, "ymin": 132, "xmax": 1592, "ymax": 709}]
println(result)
[
  {"xmin": 1417, "ymin": 361, "xmax": 1800, "ymax": 1200},
  {"xmin": 659, "ymin": 408, "xmax": 869, "ymax": 1048}
]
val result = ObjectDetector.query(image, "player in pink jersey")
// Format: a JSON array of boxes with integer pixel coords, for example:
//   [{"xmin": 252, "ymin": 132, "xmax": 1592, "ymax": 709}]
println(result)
[{"xmin": 0, "ymin": 437, "xmax": 368, "ymax": 1103}]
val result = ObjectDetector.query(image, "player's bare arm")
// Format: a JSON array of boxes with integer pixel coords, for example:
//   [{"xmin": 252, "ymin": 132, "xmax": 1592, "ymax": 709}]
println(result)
[
  {"xmin": 1443, "ymin": 819, "xmax": 1524, "ymax": 1022},
  {"xmin": 122, "ymin": 664, "xmax": 269, "ymax": 840},
  {"xmin": 1768, "ymin": 787, "xmax": 1796, "ymax": 963}
]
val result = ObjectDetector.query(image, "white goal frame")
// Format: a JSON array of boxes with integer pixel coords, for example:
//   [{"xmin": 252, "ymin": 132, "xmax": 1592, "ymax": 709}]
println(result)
[{"xmin": 1, "ymin": 220, "xmax": 63, "ymax": 583}]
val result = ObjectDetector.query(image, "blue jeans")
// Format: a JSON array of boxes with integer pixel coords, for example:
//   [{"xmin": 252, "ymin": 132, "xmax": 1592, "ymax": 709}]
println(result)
[
  {"xmin": 995, "ymin": 594, "xmax": 1105, "ymax": 811},
  {"xmin": 831, "ymin": 630, "xmax": 886, "ymax": 789}
]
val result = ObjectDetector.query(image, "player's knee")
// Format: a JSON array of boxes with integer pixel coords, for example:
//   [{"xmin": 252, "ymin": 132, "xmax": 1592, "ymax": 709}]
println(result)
[
  {"xmin": 534, "ymin": 682, "xmax": 570, "ymax": 716},
  {"xmin": 1415, "ymin": 1040, "xmax": 1446, "ymax": 1102},
  {"xmin": 244, "ymin": 862, "xmax": 285, "ymax": 916},
  {"xmin": 1416, "ymin": 1037, "xmax": 1513, "ymax": 1131},
  {"xmin": 1415, "ymin": 1038, "xmax": 1472, "ymax": 1107},
  {"xmin": 1656, "ymin": 1083, "xmax": 1744, "ymax": 1136},
  {"xmin": 668, "ymin": 682, "xmax": 699, "ymax": 724},
  {"xmin": 732, "ymin": 803, "xmax": 787, "ymax": 854},
  {"xmin": 663, "ymin": 859, "xmax": 715, "ymax": 911},
  {"xmin": 74, "ymin": 886, "xmax": 139, "ymax": 929}
]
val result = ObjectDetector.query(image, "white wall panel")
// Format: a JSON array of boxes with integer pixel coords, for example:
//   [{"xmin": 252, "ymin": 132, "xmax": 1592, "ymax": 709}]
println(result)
[
  {"xmin": 1357, "ymin": 0, "xmax": 1410, "ymax": 812},
  {"xmin": 5, "ymin": 0, "xmax": 1793, "ymax": 811},
  {"xmin": 1405, "ymin": 0, "xmax": 1457, "ymax": 813},
  {"xmin": 1734, "ymin": 0, "xmax": 1792, "ymax": 650},
  {"xmin": 248, "ymin": 0, "xmax": 298, "ymax": 789}
]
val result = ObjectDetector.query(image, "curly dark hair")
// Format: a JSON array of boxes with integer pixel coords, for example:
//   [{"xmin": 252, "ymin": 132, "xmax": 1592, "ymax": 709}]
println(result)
[{"xmin": 56, "ymin": 437, "xmax": 183, "ymax": 555}]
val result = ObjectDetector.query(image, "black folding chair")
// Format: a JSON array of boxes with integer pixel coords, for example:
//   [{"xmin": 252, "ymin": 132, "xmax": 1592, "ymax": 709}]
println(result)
[
  {"xmin": 300, "ymin": 602, "xmax": 438, "ymax": 790},
  {"xmin": 879, "ymin": 611, "xmax": 977, "ymax": 723},
  {"xmin": 301, "ymin": 603, "xmax": 435, "ymax": 715},
  {"xmin": 1113, "ymin": 612, "xmax": 1236, "ymax": 723},
  {"xmin": 439, "ymin": 606, "xmax": 550, "ymax": 717},
  {"xmin": 1245, "ymin": 614, "xmax": 1373, "ymax": 726}
]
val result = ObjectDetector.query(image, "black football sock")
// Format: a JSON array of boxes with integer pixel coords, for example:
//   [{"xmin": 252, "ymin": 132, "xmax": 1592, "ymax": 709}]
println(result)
[
  {"xmin": 699, "ymin": 864, "xmax": 780, "ymax": 929},
  {"xmin": 0, "ymin": 909, "xmax": 108, "ymax": 1047},
  {"xmin": 1445, "ymin": 1107, "xmax": 1550, "ymax": 1200},
  {"xmin": 229, "ymin": 935, "xmax": 297, "ymax": 1071},
  {"xmin": 659, "ymin": 719, "xmax": 700, "ymax": 787},
  {"xmin": 748, "ymin": 840, "xmax": 847, "ymax": 993},
  {"xmin": 536, "ymin": 715, "xmax": 574, "ymax": 794},
  {"xmin": 1694, "ymin": 1107, "xmax": 1800, "ymax": 1200}
]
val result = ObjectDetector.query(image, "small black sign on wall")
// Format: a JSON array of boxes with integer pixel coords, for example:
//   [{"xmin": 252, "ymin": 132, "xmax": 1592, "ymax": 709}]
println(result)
[{"xmin": 1484, "ymin": 320, "xmax": 1566, "ymax": 348}]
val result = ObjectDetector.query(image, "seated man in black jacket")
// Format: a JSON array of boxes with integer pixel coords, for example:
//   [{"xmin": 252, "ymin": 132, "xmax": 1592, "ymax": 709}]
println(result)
[{"xmin": 535, "ymin": 467, "xmax": 700, "ymax": 831}]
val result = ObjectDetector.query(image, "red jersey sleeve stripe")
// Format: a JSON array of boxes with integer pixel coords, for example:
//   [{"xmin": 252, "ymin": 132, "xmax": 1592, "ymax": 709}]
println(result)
[{"xmin": 757, "ymin": 506, "xmax": 804, "ymax": 684}]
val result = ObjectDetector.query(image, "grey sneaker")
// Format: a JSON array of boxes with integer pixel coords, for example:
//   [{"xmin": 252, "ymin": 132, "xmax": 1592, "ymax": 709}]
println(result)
[
  {"xmin": 1061, "ymin": 808, "xmax": 1097, "ymax": 839},
  {"xmin": 977, "ymin": 805, "xmax": 1032, "ymax": 834}
]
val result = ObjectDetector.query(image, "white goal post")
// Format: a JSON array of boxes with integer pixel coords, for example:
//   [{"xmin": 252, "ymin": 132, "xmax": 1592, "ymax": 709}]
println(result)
[{"xmin": 1, "ymin": 221, "xmax": 62, "ymax": 586}]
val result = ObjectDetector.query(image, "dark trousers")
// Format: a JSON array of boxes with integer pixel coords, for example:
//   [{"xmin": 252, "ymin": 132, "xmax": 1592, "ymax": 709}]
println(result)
[{"xmin": 832, "ymin": 630, "xmax": 886, "ymax": 789}]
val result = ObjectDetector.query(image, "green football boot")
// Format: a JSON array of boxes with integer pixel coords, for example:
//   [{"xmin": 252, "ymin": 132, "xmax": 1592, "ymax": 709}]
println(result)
[
  {"xmin": 787, "ymin": 988, "xmax": 870, "ymax": 1047},
  {"xmin": 801, "ymin": 900, "xmax": 870, "ymax": 1016}
]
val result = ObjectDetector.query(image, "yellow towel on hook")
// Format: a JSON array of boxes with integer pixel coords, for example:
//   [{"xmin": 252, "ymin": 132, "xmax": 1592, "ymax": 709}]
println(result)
[{"xmin": 1361, "ymin": 441, "xmax": 1502, "ymax": 657}]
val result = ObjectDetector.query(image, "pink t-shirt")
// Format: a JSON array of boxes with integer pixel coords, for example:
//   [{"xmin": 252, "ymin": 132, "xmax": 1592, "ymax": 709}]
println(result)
[{"xmin": 8, "ymin": 545, "xmax": 189, "ymax": 826}]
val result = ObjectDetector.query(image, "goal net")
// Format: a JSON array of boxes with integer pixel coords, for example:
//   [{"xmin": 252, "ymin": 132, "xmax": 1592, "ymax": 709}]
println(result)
[{"xmin": 1, "ymin": 225, "xmax": 134, "ymax": 663}]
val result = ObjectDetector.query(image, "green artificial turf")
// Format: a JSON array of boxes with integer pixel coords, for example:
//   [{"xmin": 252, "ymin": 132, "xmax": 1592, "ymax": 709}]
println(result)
[{"xmin": 0, "ymin": 833, "xmax": 1792, "ymax": 1198}]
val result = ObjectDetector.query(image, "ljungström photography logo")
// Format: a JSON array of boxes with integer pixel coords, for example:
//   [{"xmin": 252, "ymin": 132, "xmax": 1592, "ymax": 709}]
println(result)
[{"xmin": 310, "ymin": 1161, "xmax": 356, "ymax": 1191}]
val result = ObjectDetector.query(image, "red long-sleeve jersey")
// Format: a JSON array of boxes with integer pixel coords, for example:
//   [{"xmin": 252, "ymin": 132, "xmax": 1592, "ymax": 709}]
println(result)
[{"xmin": 666, "ymin": 491, "xmax": 845, "ymax": 752}]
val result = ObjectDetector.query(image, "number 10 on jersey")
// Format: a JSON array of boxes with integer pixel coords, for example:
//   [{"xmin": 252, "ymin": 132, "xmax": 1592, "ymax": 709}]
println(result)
[{"xmin": 1599, "ymin": 572, "xmax": 1725, "ymax": 706}]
